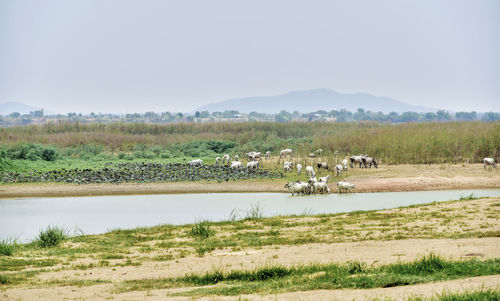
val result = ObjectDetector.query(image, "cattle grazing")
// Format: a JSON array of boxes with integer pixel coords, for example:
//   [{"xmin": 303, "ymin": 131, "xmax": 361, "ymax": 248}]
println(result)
[
  {"xmin": 337, "ymin": 181, "xmax": 355, "ymax": 193},
  {"xmin": 319, "ymin": 175, "xmax": 331, "ymax": 183},
  {"xmin": 362, "ymin": 157, "xmax": 378, "ymax": 168},
  {"xmin": 306, "ymin": 166, "xmax": 316, "ymax": 177},
  {"xmin": 342, "ymin": 159, "xmax": 348, "ymax": 171},
  {"xmin": 317, "ymin": 162, "xmax": 329, "ymax": 170},
  {"xmin": 334, "ymin": 164, "xmax": 343, "ymax": 176},
  {"xmin": 484, "ymin": 157, "xmax": 497, "ymax": 169},
  {"xmin": 313, "ymin": 182, "xmax": 330, "ymax": 194},
  {"xmin": 230, "ymin": 161, "xmax": 244, "ymax": 170},
  {"xmin": 296, "ymin": 163, "xmax": 303, "ymax": 175},
  {"xmin": 189, "ymin": 159, "xmax": 203, "ymax": 166},
  {"xmin": 283, "ymin": 161, "xmax": 294, "ymax": 172},
  {"xmin": 284, "ymin": 181, "xmax": 310, "ymax": 195},
  {"xmin": 350, "ymin": 155, "xmax": 365, "ymax": 168},
  {"xmin": 247, "ymin": 161, "xmax": 259, "ymax": 170},
  {"xmin": 280, "ymin": 149, "xmax": 293, "ymax": 158}
]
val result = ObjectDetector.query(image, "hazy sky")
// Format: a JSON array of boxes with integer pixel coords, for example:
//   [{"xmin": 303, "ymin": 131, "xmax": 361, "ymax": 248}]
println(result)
[{"xmin": 1, "ymin": 0, "xmax": 499, "ymax": 114}]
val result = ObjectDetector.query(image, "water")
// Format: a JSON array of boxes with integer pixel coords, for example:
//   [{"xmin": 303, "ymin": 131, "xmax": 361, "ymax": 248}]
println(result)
[{"xmin": 1, "ymin": 189, "xmax": 499, "ymax": 242}]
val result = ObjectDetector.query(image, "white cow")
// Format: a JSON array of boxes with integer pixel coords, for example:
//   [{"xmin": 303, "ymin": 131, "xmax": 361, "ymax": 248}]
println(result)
[
  {"xmin": 484, "ymin": 157, "xmax": 497, "ymax": 169},
  {"xmin": 342, "ymin": 158, "xmax": 349, "ymax": 171},
  {"xmin": 308, "ymin": 176, "xmax": 318, "ymax": 186},
  {"xmin": 189, "ymin": 159, "xmax": 203, "ymax": 166},
  {"xmin": 296, "ymin": 163, "xmax": 303, "ymax": 175},
  {"xmin": 280, "ymin": 149, "xmax": 293, "ymax": 158},
  {"xmin": 222, "ymin": 154, "xmax": 230, "ymax": 164},
  {"xmin": 265, "ymin": 151, "xmax": 271, "ymax": 159},
  {"xmin": 337, "ymin": 181, "xmax": 355, "ymax": 193},
  {"xmin": 247, "ymin": 161, "xmax": 259, "ymax": 170},
  {"xmin": 306, "ymin": 166, "xmax": 315, "ymax": 177},
  {"xmin": 319, "ymin": 175, "xmax": 331, "ymax": 183},
  {"xmin": 284, "ymin": 181, "xmax": 310, "ymax": 195},
  {"xmin": 283, "ymin": 161, "xmax": 294, "ymax": 172},
  {"xmin": 313, "ymin": 182, "xmax": 330, "ymax": 194},
  {"xmin": 334, "ymin": 164, "xmax": 343, "ymax": 176},
  {"xmin": 230, "ymin": 161, "xmax": 244, "ymax": 170},
  {"xmin": 362, "ymin": 156, "xmax": 378, "ymax": 168},
  {"xmin": 350, "ymin": 155, "xmax": 366, "ymax": 168},
  {"xmin": 246, "ymin": 151, "xmax": 261, "ymax": 161}
]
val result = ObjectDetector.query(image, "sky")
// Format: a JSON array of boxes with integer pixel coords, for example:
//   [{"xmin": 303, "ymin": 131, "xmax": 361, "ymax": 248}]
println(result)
[{"xmin": 0, "ymin": 0, "xmax": 499, "ymax": 114}]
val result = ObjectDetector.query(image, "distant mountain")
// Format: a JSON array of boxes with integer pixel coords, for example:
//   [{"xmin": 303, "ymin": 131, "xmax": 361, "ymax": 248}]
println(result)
[
  {"xmin": 0, "ymin": 102, "xmax": 40, "ymax": 115},
  {"xmin": 195, "ymin": 89, "xmax": 437, "ymax": 114}
]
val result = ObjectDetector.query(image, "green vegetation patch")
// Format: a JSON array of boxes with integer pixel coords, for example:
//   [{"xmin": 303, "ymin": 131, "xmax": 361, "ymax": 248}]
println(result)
[
  {"xmin": 189, "ymin": 221, "xmax": 216, "ymax": 240},
  {"xmin": 0, "ymin": 238, "xmax": 17, "ymax": 256},
  {"xmin": 0, "ymin": 162, "xmax": 284, "ymax": 184},
  {"xmin": 35, "ymin": 226, "xmax": 69, "ymax": 248},
  {"xmin": 409, "ymin": 289, "xmax": 500, "ymax": 301},
  {"xmin": 114, "ymin": 256, "xmax": 500, "ymax": 295}
]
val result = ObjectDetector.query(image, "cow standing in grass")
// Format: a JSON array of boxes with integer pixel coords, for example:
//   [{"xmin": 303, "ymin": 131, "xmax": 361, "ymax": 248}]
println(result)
[{"xmin": 484, "ymin": 158, "xmax": 497, "ymax": 169}]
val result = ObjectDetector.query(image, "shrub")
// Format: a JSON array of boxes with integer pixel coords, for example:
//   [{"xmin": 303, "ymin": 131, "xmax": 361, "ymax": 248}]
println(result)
[
  {"xmin": 76, "ymin": 143, "xmax": 103, "ymax": 156},
  {"xmin": 133, "ymin": 151, "xmax": 155, "ymax": 159},
  {"xmin": 35, "ymin": 226, "xmax": 68, "ymax": 248},
  {"xmin": 159, "ymin": 151, "xmax": 171, "ymax": 158},
  {"xmin": 40, "ymin": 146, "xmax": 58, "ymax": 161},
  {"xmin": 189, "ymin": 221, "xmax": 215, "ymax": 240},
  {"xmin": 0, "ymin": 144, "xmax": 58, "ymax": 161},
  {"xmin": 0, "ymin": 238, "xmax": 17, "ymax": 256}
]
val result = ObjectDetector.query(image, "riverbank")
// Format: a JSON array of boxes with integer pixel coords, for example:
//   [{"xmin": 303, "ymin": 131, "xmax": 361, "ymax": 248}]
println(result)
[
  {"xmin": 1, "ymin": 197, "xmax": 499, "ymax": 300},
  {"xmin": 1, "ymin": 164, "xmax": 498, "ymax": 199}
]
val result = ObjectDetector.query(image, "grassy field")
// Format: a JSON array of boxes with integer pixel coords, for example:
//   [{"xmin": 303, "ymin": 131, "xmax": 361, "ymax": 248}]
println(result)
[
  {"xmin": 0, "ymin": 197, "xmax": 499, "ymax": 300},
  {"xmin": 1, "ymin": 121, "xmax": 499, "ymax": 168}
]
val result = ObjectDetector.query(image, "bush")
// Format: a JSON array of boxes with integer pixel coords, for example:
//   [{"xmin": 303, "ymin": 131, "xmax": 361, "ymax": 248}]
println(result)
[
  {"xmin": 0, "ymin": 144, "xmax": 59, "ymax": 161},
  {"xmin": 40, "ymin": 146, "xmax": 58, "ymax": 161},
  {"xmin": 35, "ymin": 226, "xmax": 68, "ymax": 248},
  {"xmin": 133, "ymin": 151, "xmax": 156, "ymax": 159},
  {"xmin": 76, "ymin": 143, "xmax": 103, "ymax": 156},
  {"xmin": 159, "ymin": 151, "xmax": 171, "ymax": 158},
  {"xmin": 173, "ymin": 140, "xmax": 237, "ymax": 157},
  {"xmin": 0, "ymin": 238, "xmax": 17, "ymax": 256},
  {"xmin": 189, "ymin": 221, "xmax": 215, "ymax": 240}
]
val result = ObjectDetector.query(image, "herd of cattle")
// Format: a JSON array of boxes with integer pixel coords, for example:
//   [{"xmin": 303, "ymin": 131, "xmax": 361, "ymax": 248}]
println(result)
[{"xmin": 189, "ymin": 150, "xmax": 497, "ymax": 196}]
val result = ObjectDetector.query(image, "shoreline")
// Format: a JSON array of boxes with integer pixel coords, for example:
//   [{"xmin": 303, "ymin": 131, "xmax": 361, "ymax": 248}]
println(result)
[{"xmin": 1, "ymin": 174, "xmax": 499, "ymax": 199}]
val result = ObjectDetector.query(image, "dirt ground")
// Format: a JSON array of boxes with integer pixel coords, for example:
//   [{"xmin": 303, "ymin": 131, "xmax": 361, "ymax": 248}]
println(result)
[
  {"xmin": 2, "ymin": 238, "xmax": 499, "ymax": 301},
  {"xmin": 33, "ymin": 237, "xmax": 500, "ymax": 283},
  {"xmin": 0, "ymin": 164, "xmax": 499, "ymax": 199}
]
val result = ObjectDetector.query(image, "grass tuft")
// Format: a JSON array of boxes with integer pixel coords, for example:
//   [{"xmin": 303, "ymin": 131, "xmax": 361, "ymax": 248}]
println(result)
[
  {"xmin": 0, "ymin": 238, "xmax": 17, "ymax": 256},
  {"xmin": 245, "ymin": 202, "xmax": 264, "ymax": 220},
  {"xmin": 458, "ymin": 193, "xmax": 478, "ymax": 201},
  {"xmin": 189, "ymin": 221, "xmax": 215, "ymax": 240},
  {"xmin": 35, "ymin": 226, "xmax": 69, "ymax": 248},
  {"xmin": 409, "ymin": 289, "xmax": 500, "ymax": 301}
]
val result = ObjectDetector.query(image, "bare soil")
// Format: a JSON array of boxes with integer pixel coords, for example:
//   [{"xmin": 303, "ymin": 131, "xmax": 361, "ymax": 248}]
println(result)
[{"xmin": 34, "ymin": 237, "xmax": 500, "ymax": 283}]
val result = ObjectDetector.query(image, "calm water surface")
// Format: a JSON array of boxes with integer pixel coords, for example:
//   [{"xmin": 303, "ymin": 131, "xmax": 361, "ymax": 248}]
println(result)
[{"xmin": 1, "ymin": 189, "xmax": 499, "ymax": 242}]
